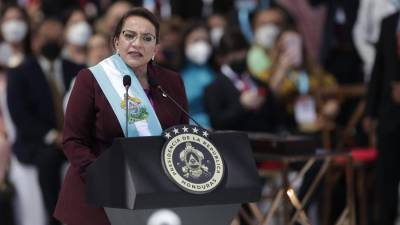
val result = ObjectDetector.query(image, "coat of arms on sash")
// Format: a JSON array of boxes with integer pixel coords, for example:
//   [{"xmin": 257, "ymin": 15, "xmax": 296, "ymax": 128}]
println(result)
[
  {"xmin": 161, "ymin": 125, "xmax": 225, "ymax": 194},
  {"xmin": 120, "ymin": 94, "xmax": 149, "ymax": 123}
]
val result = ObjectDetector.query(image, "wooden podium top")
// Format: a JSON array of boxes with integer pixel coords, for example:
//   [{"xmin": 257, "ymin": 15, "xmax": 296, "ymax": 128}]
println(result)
[{"xmin": 247, "ymin": 132, "xmax": 317, "ymax": 156}]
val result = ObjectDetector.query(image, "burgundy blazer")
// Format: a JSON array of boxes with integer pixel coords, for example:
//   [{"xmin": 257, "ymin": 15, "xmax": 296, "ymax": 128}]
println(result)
[{"xmin": 54, "ymin": 63, "xmax": 188, "ymax": 225}]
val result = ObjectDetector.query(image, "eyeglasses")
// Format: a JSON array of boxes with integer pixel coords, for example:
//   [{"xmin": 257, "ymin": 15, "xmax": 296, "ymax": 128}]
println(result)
[{"xmin": 121, "ymin": 30, "xmax": 156, "ymax": 44}]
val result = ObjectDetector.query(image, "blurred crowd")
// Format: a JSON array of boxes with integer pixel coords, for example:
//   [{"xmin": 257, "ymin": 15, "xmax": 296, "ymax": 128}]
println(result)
[{"xmin": 0, "ymin": 0, "xmax": 399, "ymax": 225}]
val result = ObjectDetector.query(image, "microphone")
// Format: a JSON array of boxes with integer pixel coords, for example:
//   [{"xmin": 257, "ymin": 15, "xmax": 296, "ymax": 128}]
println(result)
[
  {"xmin": 148, "ymin": 76, "xmax": 205, "ymax": 129},
  {"xmin": 123, "ymin": 75, "xmax": 131, "ymax": 87},
  {"xmin": 123, "ymin": 75, "xmax": 131, "ymax": 136}
]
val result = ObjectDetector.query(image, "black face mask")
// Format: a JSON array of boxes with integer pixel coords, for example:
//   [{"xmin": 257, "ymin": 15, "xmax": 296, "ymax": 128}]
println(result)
[
  {"xmin": 230, "ymin": 59, "xmax": 247, "ymax": 75},
  {"xmin": 40, "ymin": 41, "xmax": 62, "ymax": 61}
]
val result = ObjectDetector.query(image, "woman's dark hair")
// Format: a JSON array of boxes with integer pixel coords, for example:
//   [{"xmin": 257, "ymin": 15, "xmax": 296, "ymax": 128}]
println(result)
[
  {"xmin": 217, "ymin": 28, "xmax": 249, "ymax": 57},
  {"xmin": 0, "ymin": 4, "xmax": 32, "ymax": 55},
  {"xmin": 62, "ymin": 6, "xmax": 86, "ymax": 26},
  {"xmin": 112, "ymin": 7, "xmax": 160, "ymax": 48},
  {"xmin": 177, "ymin": 20, "xmax": 210, "ymax": 69}
]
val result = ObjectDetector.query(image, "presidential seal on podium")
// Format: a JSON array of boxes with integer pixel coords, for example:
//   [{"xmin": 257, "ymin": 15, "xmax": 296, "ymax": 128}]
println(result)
[{"xmin": 161, "ymin": 125, "xmax": 225, "ymax": 194}]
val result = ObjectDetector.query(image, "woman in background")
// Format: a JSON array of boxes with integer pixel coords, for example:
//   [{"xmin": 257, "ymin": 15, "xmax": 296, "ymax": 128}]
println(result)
[
  {"xmin": 204, "ymin": 28, "xmax": 281, "ymax": 132},
  {"xmin": 179, "ymin": 22, "xmax": 215, "ymax": 128},
  {"xmin": 0, "ymin": 4, "xmax": 31, "ymax": 68},
  {"xmin": 62, "ymin": 7, "xmax": 92, "ymax": 65}
]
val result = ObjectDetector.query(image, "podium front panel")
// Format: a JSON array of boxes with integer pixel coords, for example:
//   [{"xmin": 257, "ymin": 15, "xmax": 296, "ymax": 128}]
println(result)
[{"xmin": 86, "ymin": 131, "xmax": 261, "ymax": 209}]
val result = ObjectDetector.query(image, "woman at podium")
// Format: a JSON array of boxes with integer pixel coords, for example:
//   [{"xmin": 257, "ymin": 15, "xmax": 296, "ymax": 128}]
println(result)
[{"xmin": 54, "ymin": 7, "xmax": 189, "ymax": 225}]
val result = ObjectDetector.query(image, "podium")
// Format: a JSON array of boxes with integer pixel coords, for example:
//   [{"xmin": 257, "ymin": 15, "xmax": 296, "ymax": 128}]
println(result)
[{"xmin": 86, "ymin": 130, "xmax": 261, "ymax": 225}]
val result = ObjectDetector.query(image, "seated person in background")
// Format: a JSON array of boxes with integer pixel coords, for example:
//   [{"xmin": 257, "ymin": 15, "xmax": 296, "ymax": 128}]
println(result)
[
  {"xmin": 246, "ymin": 6, "xmax": 288, "ymax": 81},
  {"xmin": 179, "ymin": 21, "xmax": 216, "ymax": 128},
  {"xmin": 254, "ymin": 30, "xmax": 338, "ymax": 133},
  {"xmin": 87, "ymin": 32, "xmax": 112, "ymax": 67},
  {"xmin": 0, "ymin": 4, "xmax": 32, "ymax": 68},
  {"xmin": 204, "ymin": 28, "xmax": 281, "ymax": 132},
  {"xmin": 62, "ymin": 7, "xmax": 92, "ymax": 65},
  {"xmin": 247, "ymin": 7, "xmax": 338, "ymax": 133},
  {"xmin": 154, "ymin": 17, "xmax": 184, "ymax": 71}
]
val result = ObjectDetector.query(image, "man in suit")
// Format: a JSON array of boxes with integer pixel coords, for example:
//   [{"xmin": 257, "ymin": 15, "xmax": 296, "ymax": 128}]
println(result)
[
  {"xmin": 309, "ymin": 0, "xmax": 363, "ymax": 84},
  {"xmin": 6, "ymin": 18, "xmax": 84, "ymax": 225},
  {"xmin": 364, "ymin": 12, "xmax": 400, "ymax": 225}
]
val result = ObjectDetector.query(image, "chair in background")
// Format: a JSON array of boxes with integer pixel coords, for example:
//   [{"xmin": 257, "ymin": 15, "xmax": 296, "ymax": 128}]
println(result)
[{"xmin": 318, "ymin": 84, "xmax": 377, "ymax": 225}]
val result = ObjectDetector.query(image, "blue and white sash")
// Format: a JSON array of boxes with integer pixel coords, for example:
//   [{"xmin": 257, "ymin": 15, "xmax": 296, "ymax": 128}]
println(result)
[{"xmin": 89, "ymin": 54, "xmax": 162, "ymax": 137}]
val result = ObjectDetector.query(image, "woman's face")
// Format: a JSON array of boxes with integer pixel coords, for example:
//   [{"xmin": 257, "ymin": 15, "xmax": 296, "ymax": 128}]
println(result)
[
  {"xmin": 114, "ymin": 16, "xmax": 157, "ymax": 70},
  {"xmin": 1, "ymin": 7, "xmax": 28, "ymax": 44},
  {"xmin": 184, "ymin": 27, "xmax": 212, "ymax": 65}
]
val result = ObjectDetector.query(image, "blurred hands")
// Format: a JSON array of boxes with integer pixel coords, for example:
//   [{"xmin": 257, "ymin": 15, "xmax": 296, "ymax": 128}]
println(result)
[
  {"xmin": 278, "ymin": 31, "xmax": 303, "ymax": 69},
  {"xmin": 322, "ymin": 99, "xmax": 339, "ymax": 118},
  {"xmin": 240, "ymin": 89, "xmax": 266, "ymax": 111}
]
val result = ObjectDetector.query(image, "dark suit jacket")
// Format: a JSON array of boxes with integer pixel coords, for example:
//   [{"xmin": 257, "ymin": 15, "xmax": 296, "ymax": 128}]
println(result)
[
  {"xmin": 310, "ymin": 0, "xmax": 364, "ymax": 84},
  {"xmin": 170, "ymin": 0, "xmax": 234, "ymax": 19},
  {"xmin": 54, "ymin": 63, "xmax": 189, "ymax": 225},
  {"xmin": 204, "ymin": 73, "xmax": 280, "ymax": 132},
  {"xmin": 6, "ymin": 57, "xmax": 82, "ymax": 164},
  {"xmin": 365, "ymin": 13, "xmax": 400, "ymax": 133}
]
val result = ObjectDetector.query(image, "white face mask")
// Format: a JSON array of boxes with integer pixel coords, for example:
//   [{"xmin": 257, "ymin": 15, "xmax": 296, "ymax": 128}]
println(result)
[
  {"xmin": 1, "ymin": 20, "xmax": 28, "ymax": 43},
  {"xmin": 254, "ymin": 24, "xmax": 280, "ymax": 49},
  {"xmin": 210, "ymin": 27, "xmax": 224, "ymax": 47},
  {"xmin": 185, "ymin": 41, "xmax": 212, "ymax": 65},
  {"xmin": 66, "ymin": 21, "xmax": 92, "ymax": 46}
]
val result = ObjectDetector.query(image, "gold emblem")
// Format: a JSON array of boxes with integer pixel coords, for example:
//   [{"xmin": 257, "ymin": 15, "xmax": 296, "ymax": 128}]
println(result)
[{"xmin": 161, "ymin": 125, "xmax": 225, "ymax": 194}]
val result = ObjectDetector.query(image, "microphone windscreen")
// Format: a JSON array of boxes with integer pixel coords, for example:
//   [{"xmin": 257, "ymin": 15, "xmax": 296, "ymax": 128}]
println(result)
[{"xmin": 123, "ymin": 75, "xmax": 131, "ymax": 87}]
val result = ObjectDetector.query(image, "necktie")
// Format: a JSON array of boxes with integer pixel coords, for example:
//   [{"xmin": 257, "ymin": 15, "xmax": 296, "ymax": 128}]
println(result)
[{"xmin": 48, "ymin": 63, "xmax": 64, "ymax": 131}]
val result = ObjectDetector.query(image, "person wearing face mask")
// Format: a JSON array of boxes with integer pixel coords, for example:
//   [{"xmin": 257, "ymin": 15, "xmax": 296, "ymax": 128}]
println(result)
[
  {"xmin": 6, "ymin": 18, "xmax": 84, "ymax": 225},
  {"xmin": 267, "ymin": 30, "xmax": 337, "ymax": 132},
  {"xmin": 246, "ymin": 7, "xmax": 287, "ymax": 82},
  {"xmin": 0, "ymin": 5, "xmax": 32, "ymax": 225},
  {"xmin": 62, "ymin": 8, "xmax": 93, "ymax": 65},
  {"xmin": 207, "ymin": 13, "xmax": 227, "ymax": 48},
  {"xmin": 0, "ymin": 4, "xmax": 32, "ymax": 68},
  {"xmin": 204, "ymin": 28, "xmax": 281, "ymax": 132},
  {"xmin": 179, "ymin": 22, "xmax": 215, "ymax": 128}
]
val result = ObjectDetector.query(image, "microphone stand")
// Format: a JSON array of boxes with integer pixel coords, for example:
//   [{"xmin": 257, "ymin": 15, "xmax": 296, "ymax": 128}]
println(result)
[
  {"xmin": 156, "ymin": 85, "xmax": 206, "ymax": 130},
  {"xmin": 125, "ymin": 85, "xmax": 129, "ymax": 137}
]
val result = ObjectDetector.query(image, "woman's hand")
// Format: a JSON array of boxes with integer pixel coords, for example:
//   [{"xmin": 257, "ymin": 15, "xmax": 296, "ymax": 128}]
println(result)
[{"xmin": 240, "ymin": 89, "xmax": 266, "ymax": 111}]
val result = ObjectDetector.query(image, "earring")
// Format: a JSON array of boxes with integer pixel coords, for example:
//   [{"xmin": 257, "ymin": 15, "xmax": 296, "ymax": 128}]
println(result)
[
  {"xmin": 116, "ymin": 49, "xmax": 120, "ymax": 55},
  {"xmin": 151, "ymin": 55, "xmax": 155, "ymax": 61}
]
